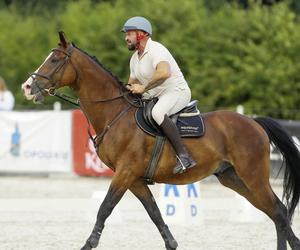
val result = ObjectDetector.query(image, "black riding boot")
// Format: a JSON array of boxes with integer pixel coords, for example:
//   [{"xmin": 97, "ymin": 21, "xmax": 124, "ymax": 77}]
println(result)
[{"xmin": 160, "ymin": 115, "xmax": 196, "ymax": 174}]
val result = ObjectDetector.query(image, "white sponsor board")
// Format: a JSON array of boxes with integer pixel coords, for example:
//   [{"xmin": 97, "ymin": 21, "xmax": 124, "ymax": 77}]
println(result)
[
  {"xmin": 158, "ymin": 183, "xmax": 204, "ymax": 225},
  {"xmin": 0, "ymin": 111, "xmax": 72, "ymax": 172}
]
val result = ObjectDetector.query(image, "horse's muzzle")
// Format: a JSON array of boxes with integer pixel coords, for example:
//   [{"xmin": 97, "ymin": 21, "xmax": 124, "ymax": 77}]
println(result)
[
  {"xmin": 21, "ymin": 82, "xmax": 45, "ymax": 103},
  {"xmin": 21, "ymin": 82, "xmax": 34, "ymax": 100}
]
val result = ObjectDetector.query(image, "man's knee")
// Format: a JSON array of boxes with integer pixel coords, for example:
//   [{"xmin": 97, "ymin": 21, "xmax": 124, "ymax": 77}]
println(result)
[{"xmin": 151, "ymin": 106, "xmax": 164, "ymax": 125}]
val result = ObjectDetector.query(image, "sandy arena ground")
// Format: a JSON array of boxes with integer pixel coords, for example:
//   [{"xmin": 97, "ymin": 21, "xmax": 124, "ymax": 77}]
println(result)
[{"xmin": 0, "ymin": 174, "xmax": 299, "ymax": 250}]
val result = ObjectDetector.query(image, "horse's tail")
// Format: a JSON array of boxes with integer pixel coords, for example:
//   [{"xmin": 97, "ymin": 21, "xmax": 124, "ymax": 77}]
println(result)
[{"xmin": 254, "ymin": 117, "xmax": 300, "ymax": 222}]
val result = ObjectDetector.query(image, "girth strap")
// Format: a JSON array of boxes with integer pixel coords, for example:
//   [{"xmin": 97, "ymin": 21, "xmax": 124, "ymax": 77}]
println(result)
[{"xmin": 143, "ymin": 135, "xmax": 166, "ymax": 185}]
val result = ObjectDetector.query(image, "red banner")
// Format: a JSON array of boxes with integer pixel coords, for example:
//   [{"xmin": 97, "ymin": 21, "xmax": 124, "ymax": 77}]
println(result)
[{"xmin": 72, "ymin": 109, "xmax": 113, "ymax": 177}]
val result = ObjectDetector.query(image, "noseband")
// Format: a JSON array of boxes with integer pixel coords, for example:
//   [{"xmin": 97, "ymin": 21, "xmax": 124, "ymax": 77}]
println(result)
[
  {"xmin": 28, "ymin": 45, "xmax": 141, "ymax": 107},
  {"xmin": 29, "ymin": 43, "xmax": 144, "ymax": 151},
  {"xmin": 30, "ymin": 46, "xmax": 75, "ymax": 96}
]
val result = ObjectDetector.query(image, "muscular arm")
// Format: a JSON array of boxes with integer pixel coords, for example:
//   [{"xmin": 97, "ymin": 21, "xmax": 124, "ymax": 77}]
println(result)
[
  {"xmin": 144, "ymin": 61, "xmax": 171, "ymax": 92},
  {"xmin": 128, "ymin": 61, "xmax": 171, "ymax": 94}
]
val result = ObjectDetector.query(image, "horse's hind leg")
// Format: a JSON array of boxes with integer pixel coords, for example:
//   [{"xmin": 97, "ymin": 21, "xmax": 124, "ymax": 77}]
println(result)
[
  {"xmin": 250, "ymin": 190, "xmax": 300, "ymax": 250},
  {"xmin": 215, "ymin": 165, "xmax": 299, "ymax": 250},
  {"xmin": 277, "ymin": 196, "xmax": 300, "ymax": 250},
  {"xmin": 129, "ymin": 179, "xmax": 178, "ymax": 250},
  {"xmin": 287, "ymin": 225, "xmax": 300, "ymax": 250}
]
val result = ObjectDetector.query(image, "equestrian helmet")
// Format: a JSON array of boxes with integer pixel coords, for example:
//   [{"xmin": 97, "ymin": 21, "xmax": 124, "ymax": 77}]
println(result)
[{"xmin": 121, "ymin": 16, "xmax": 152, "ymax": 36}]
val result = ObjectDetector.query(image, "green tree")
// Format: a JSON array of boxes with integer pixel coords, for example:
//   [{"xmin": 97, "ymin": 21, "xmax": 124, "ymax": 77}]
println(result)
[{"xmin": 0, "ymin": 0, "xmax": 299, "ymax": 119}]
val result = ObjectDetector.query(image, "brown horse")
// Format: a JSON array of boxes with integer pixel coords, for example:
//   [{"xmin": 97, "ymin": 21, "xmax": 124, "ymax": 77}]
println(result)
[{"xmin": 22, "ymin": 32, "xmax": 300, "ymax": 250}]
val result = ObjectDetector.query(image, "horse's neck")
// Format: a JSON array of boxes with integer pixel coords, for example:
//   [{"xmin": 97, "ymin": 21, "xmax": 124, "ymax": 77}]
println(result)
[
  {"xmin": 74, "ymin": 52, "xmax": 118, "ymax": 100},
  {"xmin": 73, "ymin": 51, "xmax": 124, "ymax": 133}
]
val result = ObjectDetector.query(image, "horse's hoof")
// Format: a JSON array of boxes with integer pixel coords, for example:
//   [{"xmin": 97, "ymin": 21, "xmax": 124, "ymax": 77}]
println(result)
[
  {"xmin": 166, "ymin": 247, "xmax": 177, "ymax": 250},
  {"xmin": 88, "ymin": 236, "xmax": 99, "ymax": 248},
  {"xmin": 166, "ymin": 239, "xmax": 178, "ymax": 250},
  {"xmin": 80, "ymin": 243, "xmax": 92, "ymax": 250},
  {"xmin": 80, "ymin": 236, "xmax": 99, "ymax": 250}
]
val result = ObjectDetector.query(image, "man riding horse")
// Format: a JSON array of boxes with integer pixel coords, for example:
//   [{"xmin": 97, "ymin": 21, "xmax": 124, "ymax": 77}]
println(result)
[
  {"xmin": 21, "ymin": 27, "xmax": 300, "ymax": 250},
  {"xmin": 122, "ymin": 16, "xmax": 196, "ymax": 174}
]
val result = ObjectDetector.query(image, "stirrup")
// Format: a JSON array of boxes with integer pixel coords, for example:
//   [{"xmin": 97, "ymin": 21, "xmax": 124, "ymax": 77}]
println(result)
[{"xmin": 173, "ymin": 155, "xmax": 196, "ymax": 174}]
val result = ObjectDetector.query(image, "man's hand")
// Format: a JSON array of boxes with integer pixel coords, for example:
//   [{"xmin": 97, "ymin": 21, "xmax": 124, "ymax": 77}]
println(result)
[{"xmin": 128, "ymin": 83, "xmax": 146, "ymax": 94}]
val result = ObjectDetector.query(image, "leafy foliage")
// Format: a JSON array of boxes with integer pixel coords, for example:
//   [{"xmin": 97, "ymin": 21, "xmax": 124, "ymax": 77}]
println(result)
[{"xmin": 0, "ymin": 0, "xmax": 299, "ymax": 119}]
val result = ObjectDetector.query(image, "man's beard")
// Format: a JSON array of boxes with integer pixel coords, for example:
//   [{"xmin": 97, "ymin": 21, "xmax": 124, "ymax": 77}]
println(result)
[{"xmin": 127, "ymin": 43, "xmax": 136, "ymax": 51}]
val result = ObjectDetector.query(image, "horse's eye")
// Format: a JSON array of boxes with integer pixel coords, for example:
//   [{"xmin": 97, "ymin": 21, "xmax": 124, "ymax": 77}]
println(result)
[{"xmin": 51, "ymin": 58, "xmax": 59, "ymax": 63}]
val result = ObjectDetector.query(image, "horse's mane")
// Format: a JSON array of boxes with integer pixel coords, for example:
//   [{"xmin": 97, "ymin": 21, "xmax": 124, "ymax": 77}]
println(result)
[
  {"xmin": 72, "ymin": 43, "xmax": 142, "ymax": 105},
  {"xmin": 72, "ymin": 43, "xmax": 125, "ymax": 88}
]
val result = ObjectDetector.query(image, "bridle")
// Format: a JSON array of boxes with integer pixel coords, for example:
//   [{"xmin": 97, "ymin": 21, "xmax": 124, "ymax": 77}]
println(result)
[
  {"xmin": 30, "ymin": 43, "xmax": 143, "ymax": 150},
  {"xmin": 30, "ymin": 46, "xmax": 74, "ymax": 98},
  {"xmin": 30, "ymin": 44, "xmax": 142, "ymax": 107}
]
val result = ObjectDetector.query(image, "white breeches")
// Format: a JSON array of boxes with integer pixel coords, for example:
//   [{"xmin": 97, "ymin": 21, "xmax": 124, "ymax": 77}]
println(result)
[{"xmin": 151, "ymin": 87, "xmax": 191, "ymax": 125}]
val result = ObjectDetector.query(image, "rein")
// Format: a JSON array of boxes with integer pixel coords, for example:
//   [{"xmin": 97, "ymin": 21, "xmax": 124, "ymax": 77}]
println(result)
[
  {"xmin": 47, "ymin": 85, "xmax": 142, "ymax": 108},
  {"xmin": 90, "ymin": 105, "xmax": 132, "ymax": 150},
  {"xmin": 48, "ymin": 88, "xmax": 136, "ymax": 150},
  {"xmin": 32, "ymin": 44, "xmax": 143, "ymax": 150}
]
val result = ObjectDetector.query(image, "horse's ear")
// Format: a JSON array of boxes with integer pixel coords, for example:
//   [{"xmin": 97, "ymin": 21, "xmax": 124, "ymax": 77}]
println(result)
[{"xmin": 59, "ymin": 31, "xmax": 68, "ymax": 48}]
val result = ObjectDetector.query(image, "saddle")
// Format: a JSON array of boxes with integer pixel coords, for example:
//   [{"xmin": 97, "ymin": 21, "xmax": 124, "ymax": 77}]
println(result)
[
  {"xmin": 135, "ymin": 98, "xmax": 205, "ymax": 184},
  {"xmin": 135, "ymin": 98, "xmax": 205, "ymax": 137}
]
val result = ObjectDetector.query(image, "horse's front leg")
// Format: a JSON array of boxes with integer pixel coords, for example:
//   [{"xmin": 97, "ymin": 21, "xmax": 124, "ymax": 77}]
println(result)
[
  {"xmin": 80, "ymin": 170, "xmax": 136, "ymax": 250},
  {"xmin": 129, "ymin": 179, "xmax": 178, "ymax": 250}
]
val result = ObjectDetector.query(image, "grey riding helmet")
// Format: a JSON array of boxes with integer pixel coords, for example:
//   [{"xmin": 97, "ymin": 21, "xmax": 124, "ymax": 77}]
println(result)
[{"xmin": 121, "ymin": 16, "xmax": 152, "ymax": 36}]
